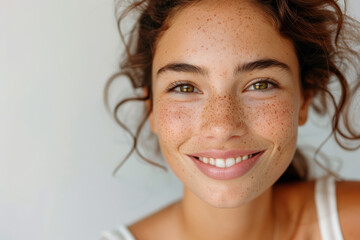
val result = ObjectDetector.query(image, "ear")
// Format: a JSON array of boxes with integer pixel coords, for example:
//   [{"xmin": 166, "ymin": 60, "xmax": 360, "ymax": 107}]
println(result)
[
  {"xmin": 149, "ymin": 111, "xmax": 157, "ymax": 134},
  {"xmin": 298, "ymin": 90, "xmax": 313, "ymax": 126},
  {"xmin": 143, "ymin": 87, "xmax": 157, "ymax": 134}
]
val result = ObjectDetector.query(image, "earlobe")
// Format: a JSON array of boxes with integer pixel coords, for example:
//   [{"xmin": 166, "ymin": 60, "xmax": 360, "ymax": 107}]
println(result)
[{"xmin": 298, "ymin": 91, "xmax": 313, "ymax": 126}]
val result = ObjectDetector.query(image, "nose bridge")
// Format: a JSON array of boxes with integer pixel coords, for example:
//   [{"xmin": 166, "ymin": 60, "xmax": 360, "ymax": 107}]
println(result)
[
  {"xmin": 211, "ymin": 94, "xmax": 237, "ymax": 119},
  {"xmin": 200, "ymin": 93, "xmax": 246, "ymax": 141}
]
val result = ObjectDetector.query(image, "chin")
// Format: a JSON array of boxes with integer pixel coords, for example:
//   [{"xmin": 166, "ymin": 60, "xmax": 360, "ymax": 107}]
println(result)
[{"xmin": 196, "ymin": 180, "xmax": 267, "ymax": 209}]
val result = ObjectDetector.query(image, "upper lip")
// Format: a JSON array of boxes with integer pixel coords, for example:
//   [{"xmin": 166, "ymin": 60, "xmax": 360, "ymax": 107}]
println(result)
[{"xmin": 189, "ymin": 149, "xmax": 264, "ymax": 159}]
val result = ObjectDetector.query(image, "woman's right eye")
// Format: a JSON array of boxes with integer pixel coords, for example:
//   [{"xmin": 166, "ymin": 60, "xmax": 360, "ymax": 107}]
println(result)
[{"xmin": 169, "ymin": 83, "xmax": 201, "ymax": 94}]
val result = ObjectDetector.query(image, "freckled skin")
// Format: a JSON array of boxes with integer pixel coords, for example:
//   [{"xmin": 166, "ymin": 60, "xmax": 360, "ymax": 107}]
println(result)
[{"xmin": 150, "ymin": 0, "xmax": 310, "ymax": 209}]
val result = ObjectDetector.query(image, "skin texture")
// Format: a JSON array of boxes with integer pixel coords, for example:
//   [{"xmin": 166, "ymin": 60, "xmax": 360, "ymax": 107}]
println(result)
[
  {"xmin": 128, "ymin": 0, "xmax": 360, "ymax": 239},
  {"xmin": 151, "ymin": 0, "xmax": 307, "ymax": 208}
]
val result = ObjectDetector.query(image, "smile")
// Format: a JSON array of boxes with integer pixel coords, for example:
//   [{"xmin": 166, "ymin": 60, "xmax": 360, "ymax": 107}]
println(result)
[
  {"xmin": 191, "ymin": 151, "xmax": 264, "ymax": 180},
  {"xmin": 195, "ymin": 153, "xmax": 260, "ymax": 168}
]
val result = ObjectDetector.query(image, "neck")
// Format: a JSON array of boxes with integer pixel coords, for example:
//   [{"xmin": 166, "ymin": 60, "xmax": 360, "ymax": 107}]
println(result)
[{"xmin": 178, "ymin": 187, "xmax": 277, "ymax": 240}]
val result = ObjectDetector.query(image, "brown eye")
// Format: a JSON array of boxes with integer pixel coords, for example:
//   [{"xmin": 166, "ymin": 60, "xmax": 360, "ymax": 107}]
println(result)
[
  {"xmin": 169, "ymin": 82, "xmax": 201, "ymax": 94},
  {"xmin": 247, "ymin": 80, "xmax": 277, "ymax": 91},
  {"xmin": 179, "ymin": 85, "xmax": 194, "ymax": 92},
  {"xmin": 253, "ymin": 82, "xmax": 268, "ymax": 90}
]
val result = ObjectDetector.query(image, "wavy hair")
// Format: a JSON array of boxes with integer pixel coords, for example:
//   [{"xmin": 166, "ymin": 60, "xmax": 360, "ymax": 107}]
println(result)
[{"xmin": 105, "ymin": 0, "xmax": 360, "ymax": 182}]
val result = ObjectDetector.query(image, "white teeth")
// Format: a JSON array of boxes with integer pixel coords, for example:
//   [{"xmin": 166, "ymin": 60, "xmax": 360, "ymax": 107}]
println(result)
[
  {"xmin": 225, "ymin": 158, "xmax": 235, "ymax": 167},
  {"xmin": 198, "ymin": 153, "xmax": 256, "ymax": 168},
  {"xmin": 215, "ymin": 159, "xmax": 226, "ymax": 168}
]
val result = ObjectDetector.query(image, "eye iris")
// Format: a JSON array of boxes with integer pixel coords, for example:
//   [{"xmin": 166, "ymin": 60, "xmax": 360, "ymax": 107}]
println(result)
[
  {"xmin": 254, "ymin": 82, "xmax": 268, "ymax": 90},
  {"xmin": 180, "ymin": 85, "xmax": 194, "ymax": 92}
]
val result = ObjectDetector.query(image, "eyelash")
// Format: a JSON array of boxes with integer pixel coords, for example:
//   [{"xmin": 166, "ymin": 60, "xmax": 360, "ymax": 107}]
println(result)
[
  {"xmin": 246, "ymin": 78, "xmax": 279, "ymax": 91},
  {"xmin": 167, "ymin": 81, "xmax": 201, "ymax": 94},
  {"xmin": 167, "ymin": 78, "xmax": 279, "ymax": 94}
]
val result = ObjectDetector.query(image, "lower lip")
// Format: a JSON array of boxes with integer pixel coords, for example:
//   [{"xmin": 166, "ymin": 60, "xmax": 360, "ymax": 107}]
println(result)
[{"xmin": 191, "ymin": 151, "xmax": 264, "ymax": 180}]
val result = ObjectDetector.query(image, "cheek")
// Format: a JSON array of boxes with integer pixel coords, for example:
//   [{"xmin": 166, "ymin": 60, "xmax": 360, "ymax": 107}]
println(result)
[
  {"xmin": 243, "ymin": 98, "xmax": 300, "ymax": 181},
  {"xmin": 153, "ymin": 100, "xmax": 197, "ymax": 147},
  {"xmin": 153, "ymin": 100, "xmax": 201, "ymax": 181},
  {"xmin": 245, "ymin": 99, "xmax": 299, "ymax": 145}
]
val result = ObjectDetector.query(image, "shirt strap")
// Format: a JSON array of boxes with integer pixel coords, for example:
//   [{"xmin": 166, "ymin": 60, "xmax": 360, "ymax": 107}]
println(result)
[{"xmin": 315, "ymin": 176, "xmax": 343, "ymax": 240}]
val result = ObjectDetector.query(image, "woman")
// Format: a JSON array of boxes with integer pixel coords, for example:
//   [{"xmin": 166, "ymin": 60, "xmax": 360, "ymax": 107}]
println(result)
[{"xmin": 102, "ymin": 0, "xmax": 360, "ymax": 239}]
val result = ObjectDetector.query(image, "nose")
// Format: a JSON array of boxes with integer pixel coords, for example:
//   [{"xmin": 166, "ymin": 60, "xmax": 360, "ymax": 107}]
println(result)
[{"xmin": 199, "ymin": 94, "xmax": 247, "ymax": 142}]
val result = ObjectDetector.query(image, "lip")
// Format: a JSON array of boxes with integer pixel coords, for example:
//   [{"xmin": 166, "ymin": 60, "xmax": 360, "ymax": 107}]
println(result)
[{"xmin": 190, "ymin": 150, "xmax": 265, "ymax": 180}]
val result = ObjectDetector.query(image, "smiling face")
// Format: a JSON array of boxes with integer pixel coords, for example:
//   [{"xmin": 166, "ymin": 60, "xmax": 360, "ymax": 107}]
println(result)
[{"xmin": 150, "ymin": 0, "xmax": 311, "ymax": 207}]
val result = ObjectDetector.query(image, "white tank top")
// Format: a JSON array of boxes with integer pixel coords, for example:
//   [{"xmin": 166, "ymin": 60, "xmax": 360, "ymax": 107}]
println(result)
[
  {"xmin": 101, "ymin": 177, "xmax": 343, "ymax": 240},
  {"xmin": 100, "ymin": 225, "xmax": 135, "ymax": 240},
  {"xmin": 315, "ymin": 176, "xmax": 344, "ymax": 240}
]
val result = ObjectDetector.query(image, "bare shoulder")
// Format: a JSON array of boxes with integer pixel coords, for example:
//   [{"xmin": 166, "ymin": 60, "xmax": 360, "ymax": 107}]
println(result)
[
  {"xmin": 336, "ymin": 180, "xmax": 360, "ymax": 239},
  {"xmin": 128, "ymin": 201, "xmax": 182, "ymax": 240},
  {"xmin": 274, "ymin": 179, "xmax": 360, "ymax": 239}
]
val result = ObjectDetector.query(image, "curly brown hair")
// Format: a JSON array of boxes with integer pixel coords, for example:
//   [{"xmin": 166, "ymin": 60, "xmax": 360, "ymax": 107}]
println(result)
[{"xmin": 105, "ymin": 0, "xmax": 360, "ymax": 182}]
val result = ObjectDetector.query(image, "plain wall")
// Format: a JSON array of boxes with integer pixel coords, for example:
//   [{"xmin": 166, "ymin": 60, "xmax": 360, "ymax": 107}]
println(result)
[{"xmin": 1, "ymin": 0, "xmax": 359, "ymax": 239}]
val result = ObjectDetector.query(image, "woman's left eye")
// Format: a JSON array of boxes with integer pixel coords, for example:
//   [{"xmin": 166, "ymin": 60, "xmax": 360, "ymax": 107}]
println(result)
[
  {"xmin": 176, "ymin": 84, "xmax": 196, "ymax": 93},
  {"xmin": 247, "ymin": 80, "xmax": 278, "ymax": 91}
]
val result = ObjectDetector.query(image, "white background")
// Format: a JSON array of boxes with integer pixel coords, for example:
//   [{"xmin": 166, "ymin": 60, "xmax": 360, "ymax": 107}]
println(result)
[{"xmin": 1, "ymin": 1, "xmax": 360, "ymax": 239}]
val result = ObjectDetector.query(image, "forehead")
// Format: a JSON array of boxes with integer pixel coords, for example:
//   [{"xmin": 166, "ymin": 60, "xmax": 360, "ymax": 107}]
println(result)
[{"xmin": 153, "ymin": 0, "xmax": 298, "ymax": 77}]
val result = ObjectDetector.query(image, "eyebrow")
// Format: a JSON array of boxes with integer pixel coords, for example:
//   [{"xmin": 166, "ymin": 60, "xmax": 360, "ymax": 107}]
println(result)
[
  {"xmin": 235, "ymin": 58, "xmax": 291, "ymax": 74},
  {"xmin": 157, "ymin": 63, "xmax": 207, "ymax": 76},
  {"xmin": 156, "ymin": 58, "xmax": 291, "ymax": 77}
]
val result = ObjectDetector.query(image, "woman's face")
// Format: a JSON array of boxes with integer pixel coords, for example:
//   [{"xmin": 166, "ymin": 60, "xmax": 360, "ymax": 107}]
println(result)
[{"xmin": 150, "ymin": 0, "xmax": 310, "ymax": 207}]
